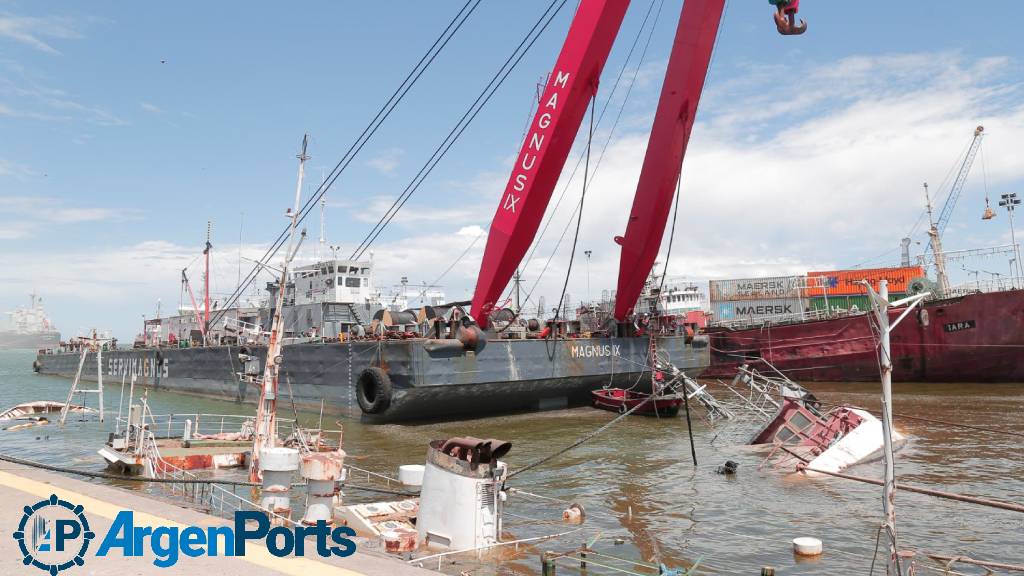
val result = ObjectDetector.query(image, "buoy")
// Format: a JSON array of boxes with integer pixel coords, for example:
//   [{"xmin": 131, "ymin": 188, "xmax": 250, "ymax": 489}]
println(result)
[
  {"xmin": 398, "ymin": 464, "xmax": 425, "ymax": 486},
  {"xmin": 792, "ymin": 537, "xmax": 823, "ymax": 556},
  {"xmin": 562, "ymin": 503, "xmax": 585, "ymax": 524}
]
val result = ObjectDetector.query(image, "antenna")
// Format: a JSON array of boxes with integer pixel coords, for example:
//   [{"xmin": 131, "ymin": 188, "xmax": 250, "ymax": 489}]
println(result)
[{"xmin": 319, "ymin": 196, "xmax": 326, "ymax": 262}]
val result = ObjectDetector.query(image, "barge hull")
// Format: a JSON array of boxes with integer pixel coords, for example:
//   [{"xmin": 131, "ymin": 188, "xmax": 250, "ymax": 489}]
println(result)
[{"xmin": 36, "ymin": 336, "xmax": 708, "ymax": 422}]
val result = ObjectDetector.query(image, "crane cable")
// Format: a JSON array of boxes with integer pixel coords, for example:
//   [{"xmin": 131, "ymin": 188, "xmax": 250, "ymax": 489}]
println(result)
[
  {"xmin": 349, "ymin": 0, "xmax": 572, "ymax": 261},
  {"xmin": 503, "ymin": 0, "xmax": 667, "ymax": 321},
  {"xmin": 208, "ymin": 0, "xmax": 482, "ymax": 328},
  {"xmin": 508, "ymin": 0, "xmax": 666, "ymax": 308},
  {"xmin": 545, "ymin": 92, "xmax": 596, "ymax": 360}
]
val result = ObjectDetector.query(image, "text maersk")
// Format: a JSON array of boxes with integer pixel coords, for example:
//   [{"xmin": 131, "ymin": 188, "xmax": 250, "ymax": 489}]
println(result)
[{"xmin": 734, "ymin": 304, "xmax": 794, "ymax": 315}]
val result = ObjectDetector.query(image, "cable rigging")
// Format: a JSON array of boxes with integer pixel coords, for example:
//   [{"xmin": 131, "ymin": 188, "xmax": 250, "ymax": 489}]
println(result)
[
  {"xmin": 501, "ymin": 0, "xmax": 667, "ymax": 316},
  {"xmin": 348, "ymin": 0, "xmax": 573, "ymax": 261},
  {"xmin": 208, "ymin": 0, "xmax": 482, "ymax": 328}
]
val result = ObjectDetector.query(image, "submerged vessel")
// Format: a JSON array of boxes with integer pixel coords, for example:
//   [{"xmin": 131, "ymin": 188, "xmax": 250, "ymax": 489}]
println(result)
[{"xmin": 1, "ymin": 293, "xmax": 59, "ymax": 350}]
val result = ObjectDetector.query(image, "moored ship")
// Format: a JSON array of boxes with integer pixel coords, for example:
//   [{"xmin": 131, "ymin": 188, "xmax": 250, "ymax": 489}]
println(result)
[
  {"xmin": 705, "ymin": 283, "xmax": 1024, "ymax": 382},
  {"xmin": 1, "ymin": 293, "xmax": 60, "ymax": 350}
]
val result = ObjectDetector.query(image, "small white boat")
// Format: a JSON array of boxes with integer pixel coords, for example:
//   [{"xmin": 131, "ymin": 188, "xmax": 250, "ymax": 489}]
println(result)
[{"xmin": 0, "ymin": 401, "xmax": 96, "ymax": 422}]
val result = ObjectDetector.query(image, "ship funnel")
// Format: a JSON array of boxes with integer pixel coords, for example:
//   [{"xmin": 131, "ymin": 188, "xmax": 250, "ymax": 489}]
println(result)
[{"xmin": 417, "ymin": 437, "xmax": 510, "ymax": 551}]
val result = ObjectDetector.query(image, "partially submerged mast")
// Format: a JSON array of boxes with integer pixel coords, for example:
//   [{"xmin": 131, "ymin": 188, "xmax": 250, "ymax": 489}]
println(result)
[
  {"xmin": 863, "ymin": 279, "xmax": 929, "ymax": 575},
  {"xmin": 249, "ymin": 135, "xmax": 309, "ymax": 482}
]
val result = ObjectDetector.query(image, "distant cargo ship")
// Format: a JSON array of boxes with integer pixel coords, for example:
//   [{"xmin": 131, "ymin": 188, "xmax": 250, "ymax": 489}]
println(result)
[
  {"xmin": 705, "ymin": 285, "xmax": 1024, "ymax": 382},
  {"xmin": 1, "ymin": 293, "xmax": 60, "ymax": 350}
]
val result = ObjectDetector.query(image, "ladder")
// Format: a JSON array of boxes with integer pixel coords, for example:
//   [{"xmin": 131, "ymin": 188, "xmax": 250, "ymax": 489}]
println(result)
[
  {"xmin": 60, "ymin": 338, "xmax": 105, "ymax": 425},
  {"xmin": 654, "ymin": 353, "xmax": 734, "ymax": 422},
  {"xmin": 679, "ymin": 373, "xmax": 734, "ymax": 422}
]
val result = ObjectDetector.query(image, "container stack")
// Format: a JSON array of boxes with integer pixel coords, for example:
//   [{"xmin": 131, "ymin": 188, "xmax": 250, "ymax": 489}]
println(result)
[
  {"xmin": 708, "ymin": 275, "xmax": 805, "ymax": 326},
  {"xmin": 803, "ymin": 266, "xmax": 923, "ymax": 313}
]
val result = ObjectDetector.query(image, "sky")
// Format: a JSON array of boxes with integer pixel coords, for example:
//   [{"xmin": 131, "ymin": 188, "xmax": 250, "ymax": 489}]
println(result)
[{"xmin": 1, "ymin": 0, "xmax": 1023, "ymax": 340}]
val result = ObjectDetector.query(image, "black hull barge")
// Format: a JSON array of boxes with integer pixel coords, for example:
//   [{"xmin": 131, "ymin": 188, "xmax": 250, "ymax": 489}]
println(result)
[{"xmin": 35, "ymin": 336, "xmax": 707, "ymax": 422}]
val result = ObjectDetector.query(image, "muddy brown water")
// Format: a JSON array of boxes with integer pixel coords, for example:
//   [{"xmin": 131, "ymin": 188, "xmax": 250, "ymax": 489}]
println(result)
[{"xmin": 1, "ymin": 350, "xmax": 1021, "ymax": 574}]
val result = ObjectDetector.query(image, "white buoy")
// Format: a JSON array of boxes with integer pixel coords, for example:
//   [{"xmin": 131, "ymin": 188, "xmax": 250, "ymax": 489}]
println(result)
[
  {"xmin": 300, "ymin": 450, "xmax": 346, "ymax": 525},
  {"xmin": 259, "ymin": 447, "xmax": 300, "ymax": 525},
  {"xmin": 792, "ymin": 537, "xmax": 823, "ymax": 556},
  {"xmin": 398, "ymin": 464, "xmax": 425, "ymax": 486}
]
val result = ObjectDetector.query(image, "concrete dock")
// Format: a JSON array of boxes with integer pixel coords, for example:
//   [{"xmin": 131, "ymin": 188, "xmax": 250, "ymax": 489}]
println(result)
[{"xmin": 0, "ymin": 462, "xmax": 440, "ymax": 576}]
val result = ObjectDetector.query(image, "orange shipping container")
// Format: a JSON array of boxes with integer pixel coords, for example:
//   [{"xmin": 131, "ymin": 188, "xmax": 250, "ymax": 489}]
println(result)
[{"xmin": 804, "ymin": 266, "xmax": 925, "ymax": 297}]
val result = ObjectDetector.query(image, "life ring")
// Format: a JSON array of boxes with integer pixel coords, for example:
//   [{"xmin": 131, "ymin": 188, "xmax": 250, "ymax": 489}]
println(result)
[{"xmin": 356, "ymin": 367, "xmax": 393, "ymax": 414}]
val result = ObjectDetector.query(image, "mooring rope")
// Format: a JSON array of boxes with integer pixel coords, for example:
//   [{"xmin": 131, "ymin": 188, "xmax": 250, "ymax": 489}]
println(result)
[{"xmin": 507, "ymin": 383, "xmax": 679, "ymax": 480}]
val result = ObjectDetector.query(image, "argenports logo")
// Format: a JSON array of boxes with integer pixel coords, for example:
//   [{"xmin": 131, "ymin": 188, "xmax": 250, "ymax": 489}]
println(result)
[
  {"xmin": 11, "ymin": 494, "xmax": 358, "ymax": 573},
  {"xmin": 13, "ymin": 494, "xmax": 96, "ymax": 575}
]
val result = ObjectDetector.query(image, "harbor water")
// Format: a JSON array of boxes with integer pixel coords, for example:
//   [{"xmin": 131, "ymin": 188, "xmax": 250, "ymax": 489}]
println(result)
[{"xmin": 1, "ymin": 349, "xmax": 1021, "ymax": 573}]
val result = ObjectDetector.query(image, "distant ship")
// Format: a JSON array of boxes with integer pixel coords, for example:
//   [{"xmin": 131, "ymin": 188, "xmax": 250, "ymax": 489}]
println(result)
[{"xmin": 1, "ymin": 293, "xmax": 60, "ymax": 350}]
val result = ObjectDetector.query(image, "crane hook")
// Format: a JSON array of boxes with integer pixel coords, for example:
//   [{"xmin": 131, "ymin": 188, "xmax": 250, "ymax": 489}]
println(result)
[{"xmin": 770, "ymin": 0, "xmax": 807, "ymax": 35}]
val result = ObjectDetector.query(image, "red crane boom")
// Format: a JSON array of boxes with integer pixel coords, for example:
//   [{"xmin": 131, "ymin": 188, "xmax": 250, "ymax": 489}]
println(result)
[
  {"xmin": 613, "ymin": 0, "xmax": 724, "ymax": 320},
  {"xmin": 471, "ymin": 0, "xmax": 631, "ymax": 328}
]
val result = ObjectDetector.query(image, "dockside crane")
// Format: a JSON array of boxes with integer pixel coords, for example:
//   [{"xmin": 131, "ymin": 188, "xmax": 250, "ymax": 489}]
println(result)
[{"xmin": 924, "ymin": 125, "xmax": 985, "ymax": 295}]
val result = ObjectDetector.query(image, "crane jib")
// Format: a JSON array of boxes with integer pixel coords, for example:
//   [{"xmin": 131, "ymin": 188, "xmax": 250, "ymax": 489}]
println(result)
[
  {"xmin": 471, "ymin": 0, "xmax": 632, "ymax": 328},
  {"xmin": 614, "ymin": 0, "xmax": 726, "ymax": 320}
]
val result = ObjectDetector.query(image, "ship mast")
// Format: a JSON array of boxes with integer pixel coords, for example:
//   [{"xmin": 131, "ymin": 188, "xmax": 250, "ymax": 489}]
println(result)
[
  {"xmin": 923, "ymin": 183, "xmax": 950, "ymax": 295},
  {"xmin": 203, "ymin": 221, "xmax": 212, "ymax": 344},
  {"xmin": 249, "ymin": 135, "xmax": 309, "ymax": 482}
]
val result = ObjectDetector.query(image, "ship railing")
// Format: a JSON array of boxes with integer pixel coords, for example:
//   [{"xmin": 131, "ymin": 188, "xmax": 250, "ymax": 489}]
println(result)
[
  {"xmin": 946, "ymin": 276, "xmax": 1024, "ymax": 296},
  {"xmin": 709, "ymin": 308, "xmax": 833, "ymax": 330},
  {"xmin": 114, "ymin": 412, "xmax": 300, "ymax": 440},
  {"xmin": 139, "ymin": 427, "xmax": 293, "ymax": 525},
  {"xmin": 118, "ymin": 411, "xmax": 346, "ymax": 454}
]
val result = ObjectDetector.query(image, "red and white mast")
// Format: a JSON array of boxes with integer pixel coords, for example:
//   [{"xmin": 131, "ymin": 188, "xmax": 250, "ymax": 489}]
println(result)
[
  {"xmin": 471, "ymin": 0, "xmax": 631, "ymax": 328},
  {"xmin": 249, "ymin": 135, "xmax": 309, "ymax": 482}
]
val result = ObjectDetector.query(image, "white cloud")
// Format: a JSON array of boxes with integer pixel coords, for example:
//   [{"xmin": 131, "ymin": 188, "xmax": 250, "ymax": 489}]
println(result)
[
  {"xmin": 0, "ymin": 13, "xmax": 81, "ymax": 55},
  {"xmin": 365, "ymin": 148, "xmax": 404, "ymax": 175},
  {"xmin": 140, "ymin": 102, "xmax": 162, "ymax": 114},
  {"xmin": 0, "ymin": 196, "xmax": 144, "ymax": 238},
  {"xmin": 0, "ymin": 221, "xmax": 34, "ymax": 239}
]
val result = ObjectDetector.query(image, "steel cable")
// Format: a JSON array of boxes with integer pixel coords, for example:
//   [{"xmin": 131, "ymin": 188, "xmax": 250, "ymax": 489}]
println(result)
[
  {"xmin": 209, "ymin": 0, "xmax": 481, "ymax": 327},
  {"xmin": 350, "ymin": 0, "xmax": 571, "ymax": 260}
]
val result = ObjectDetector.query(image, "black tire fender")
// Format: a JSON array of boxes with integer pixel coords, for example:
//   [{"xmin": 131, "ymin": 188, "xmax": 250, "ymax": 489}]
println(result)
[
  {"xmin": 32, "ymin": 360, "xmax": 41, "ymax": 372},
  {"xmin": 356, "ymin": 367, "xmax": 393, "ymax": 414}
]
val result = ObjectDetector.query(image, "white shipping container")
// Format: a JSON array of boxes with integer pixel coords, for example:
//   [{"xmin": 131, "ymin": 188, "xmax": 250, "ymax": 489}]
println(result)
[
  {"xmin": 710, "ymin": 297, "xmax": 805, "ymax": 325},
  {"xmin": 709, "ymin": 275, "xmax": 803, "ymax": 302}
]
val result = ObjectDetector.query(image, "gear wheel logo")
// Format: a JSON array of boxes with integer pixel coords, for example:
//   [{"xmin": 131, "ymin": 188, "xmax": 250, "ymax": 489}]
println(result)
[{"xmin": 12, "ymin": 494, "xmax": 95, "ymax": 575}]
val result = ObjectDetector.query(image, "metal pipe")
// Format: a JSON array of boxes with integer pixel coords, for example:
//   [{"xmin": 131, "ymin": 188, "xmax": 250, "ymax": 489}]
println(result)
[{"xmin": 782, "ymin": 447, "xmax": 1024, "ymax": 513}]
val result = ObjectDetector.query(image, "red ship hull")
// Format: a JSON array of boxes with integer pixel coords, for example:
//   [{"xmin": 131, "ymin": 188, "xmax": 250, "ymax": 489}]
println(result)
[
  {"xmin": 704, "ymin": 289, "xmax": 1024, "ymax": 382},
  {"xmin": 591, "ymin": 388, "xmax": 683, "ymax": 416}
]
